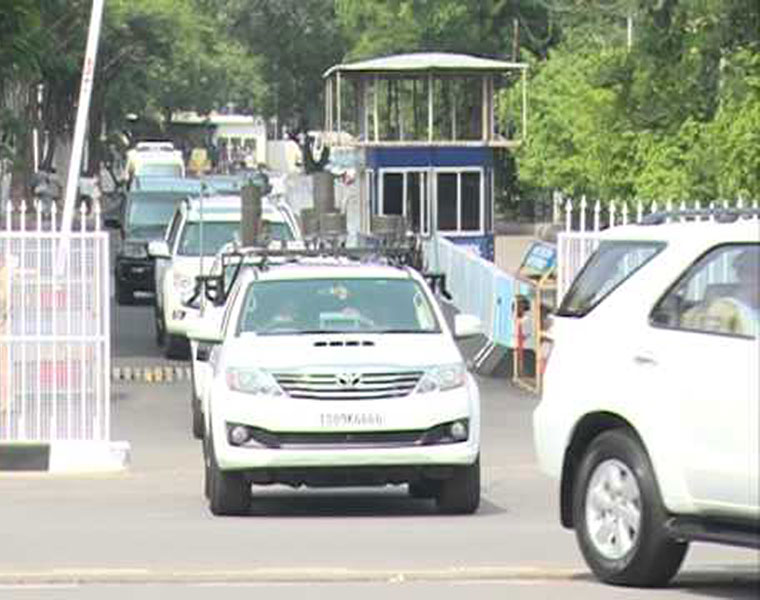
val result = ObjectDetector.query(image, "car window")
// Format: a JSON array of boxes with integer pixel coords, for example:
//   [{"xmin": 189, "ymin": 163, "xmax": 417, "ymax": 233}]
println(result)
[
  {"xmin": 236, "ymin": 278, "xmax": 440, "ymax": 335},
  {"xmin": 126, "ymin": 195, "xmax": 181, "ymax": 230},
  {"xmin": 557, "ymin": 241, "xmax": 664, "ymax": 317},
  {"xmin": 261, "ymin": 220, "xmax": 294, "ymax": 242},
  {"xmin": 651, "ymin": 243, "xmax": 759, "ymax": 339},
  {"xmin": 177, "ymin": 221, "xmax": 240, "ymax": 256}
]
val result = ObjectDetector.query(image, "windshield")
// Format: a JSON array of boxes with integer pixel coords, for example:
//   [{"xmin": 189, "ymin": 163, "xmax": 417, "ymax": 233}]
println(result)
[
  {"xmin": 237, "ymin": 278, "xmax": 440, "ymax": 335},
  {"xmin": 262, "ymin": 221, "xmax": 295, "ymax": 242},
  {"xmin": 178, "ymin": 221, "xmax": 240, "ymax": 256},
  {"xmin": 557, "ymin": 241, "xmax": 664, "ymax": 317},
  {"xmin": 126, "ymin": 195, "xmax": 182, "ymax": 229}
]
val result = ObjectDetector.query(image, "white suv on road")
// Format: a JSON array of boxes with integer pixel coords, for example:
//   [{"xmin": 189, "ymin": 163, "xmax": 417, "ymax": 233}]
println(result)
[
  {"xmin": 533, "ymin": 213, "xmax": 759, "ymax": 587},
  {"xmin": 148, "ymin": 194, "xmax": 302, "ymax": 358},
  {"xmin": 189, "ymin": 256, "xmax": 482, "ymax": 516}
]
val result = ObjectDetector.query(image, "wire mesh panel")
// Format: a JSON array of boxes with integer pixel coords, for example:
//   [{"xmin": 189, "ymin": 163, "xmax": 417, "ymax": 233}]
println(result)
[{"xmin": 0, "ymin": 202, "xmax": 110, "ymax": 442}]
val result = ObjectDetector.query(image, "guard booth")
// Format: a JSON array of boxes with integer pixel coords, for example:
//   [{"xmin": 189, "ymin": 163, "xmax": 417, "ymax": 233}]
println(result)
[{"xmin": 322, "ymin": 52, "xmax": 527, "ymax": 260}]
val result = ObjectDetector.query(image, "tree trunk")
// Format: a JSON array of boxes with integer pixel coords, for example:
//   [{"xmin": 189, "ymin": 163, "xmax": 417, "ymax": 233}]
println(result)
[{"xmin": 9, "ymin": 84, "xmax": 34, "ymax": 208}]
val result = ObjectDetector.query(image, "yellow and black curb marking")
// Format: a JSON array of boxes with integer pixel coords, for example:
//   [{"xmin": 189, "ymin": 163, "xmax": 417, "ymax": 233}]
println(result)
[{"xmin": 112, "ymin": 365, "xmax": 192, "ymax": 384}]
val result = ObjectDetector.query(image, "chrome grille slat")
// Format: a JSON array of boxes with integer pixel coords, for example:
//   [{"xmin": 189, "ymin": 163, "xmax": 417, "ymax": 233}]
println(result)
[{"xmin": 271, "ymin": 370, "xmax": 423, "ymax": 400}]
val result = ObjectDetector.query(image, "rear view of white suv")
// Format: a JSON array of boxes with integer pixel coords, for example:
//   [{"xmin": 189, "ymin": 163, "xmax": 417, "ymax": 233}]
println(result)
[{"xmin": 533, "ymin": 212, "xmax": 759, "ymax": 587}]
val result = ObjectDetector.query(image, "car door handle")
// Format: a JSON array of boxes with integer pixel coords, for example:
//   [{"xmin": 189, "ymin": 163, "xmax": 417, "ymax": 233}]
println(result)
[{"xmin": 633, "ymin": 353, "xmax": 658, "ymax": 366}]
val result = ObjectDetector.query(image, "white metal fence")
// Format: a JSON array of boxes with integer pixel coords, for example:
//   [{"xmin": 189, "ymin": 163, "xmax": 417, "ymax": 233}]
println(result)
[
  {"xmin": 0, "ymin": 201, "xmax": 110, "ymax": 442},
  {"xmin": 424, "ymin": 235, "xmax": 526, "ymax": 366},
  {"xmin": 556, "ymin": 196, "xmax": 760, "ymax": 302}
]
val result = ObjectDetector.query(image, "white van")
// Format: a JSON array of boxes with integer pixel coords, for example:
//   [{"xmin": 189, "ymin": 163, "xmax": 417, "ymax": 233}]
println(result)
[{"xmin": 125, "ymin": 142, "xmax": 185, "ymax": 184}]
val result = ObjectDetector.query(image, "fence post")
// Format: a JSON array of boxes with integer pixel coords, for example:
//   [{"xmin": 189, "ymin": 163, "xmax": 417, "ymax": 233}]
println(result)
[
  {"xmin": 564, "ymin": 198, "xmax": 572, "ymax": 232},
  {"xmin": 579, "ymin": 195, "xmax": 587, "ymax": 232},
  {"xmin": 593, "ymin": 200, "xmax": 601, "ymax": 232}
]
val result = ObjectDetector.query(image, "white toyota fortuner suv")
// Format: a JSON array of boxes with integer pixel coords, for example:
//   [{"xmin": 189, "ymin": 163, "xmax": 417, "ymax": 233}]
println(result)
[
  {"xmin": 188, "ymin": 255, "xmax": 482, "ymax": 516},
  {"xmin": 533, "ymin": 211, "xmax": 759, "ymax": 587}
]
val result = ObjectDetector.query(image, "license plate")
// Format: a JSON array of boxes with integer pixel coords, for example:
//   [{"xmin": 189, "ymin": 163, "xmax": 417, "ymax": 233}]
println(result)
[{"xmin": 320, "ymin": 412, "xmax": 383, "ymax": 428}]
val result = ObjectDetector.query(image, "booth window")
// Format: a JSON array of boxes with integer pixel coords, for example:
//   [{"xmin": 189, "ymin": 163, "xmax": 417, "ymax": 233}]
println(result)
[
  {"xmin": 382, "ymin": 173, "xmax": 403, "ymax": 215},
  {"xmin": 436, "ymin": 170, "xmax": 482, "ymax": 233},
  {"xmin": 437, "ymin": 173, "xmax": 458, "ymax": 231},
  {"xmin": 461, "ymin": 172, "xmax": 480, "ymax": 230}
]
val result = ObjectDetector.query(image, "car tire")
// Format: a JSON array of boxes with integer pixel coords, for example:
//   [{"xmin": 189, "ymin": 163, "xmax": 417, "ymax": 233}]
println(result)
[
  {"xmin": 191, "ymin": 389, "xmax": 204, "ymax": 440},
  {"xmin": 436, "ymin": 457, "xmax": 480, "ymax": 514},
  {"xmin": 205, "ymin": 435, "xmax": 250, "ymax": 516},
  {"xmin": 408, "ymin": 477, "xmax": 441, "ymax": 499},
  {"xmin": 164, "ymin": 334, "xmax": 190, "ymax": 360},
  {"xmin": 116, "ymin": 283, "xmax": 135, "ymax": 306},
  {"xmin": 572, "ymin": 429, "xmax": 688, "ymax": 587},
  {"xmin": 154, "ymin": 305, "xmax": 165, "ymax": 347}
]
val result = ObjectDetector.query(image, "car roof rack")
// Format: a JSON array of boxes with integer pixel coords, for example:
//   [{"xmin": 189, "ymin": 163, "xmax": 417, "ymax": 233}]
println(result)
[
  {"xmin": 640, "ymin": 207, "xmax": 760, "ymax": 225},
  {"xmin": 185, "ymin": 240, "xmax": 454, "ymax": 309}
]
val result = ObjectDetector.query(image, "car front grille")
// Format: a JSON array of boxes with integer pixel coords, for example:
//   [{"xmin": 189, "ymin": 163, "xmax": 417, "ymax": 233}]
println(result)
[{"xmin": 271, "ymin": 370, "xmax": 424, "ymax": 400}]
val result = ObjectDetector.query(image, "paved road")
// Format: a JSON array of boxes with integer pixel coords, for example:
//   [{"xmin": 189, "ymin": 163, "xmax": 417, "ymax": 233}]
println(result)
[{"xmin": 0, "ymin": 290, "xmax": 757, "ymax": 599}]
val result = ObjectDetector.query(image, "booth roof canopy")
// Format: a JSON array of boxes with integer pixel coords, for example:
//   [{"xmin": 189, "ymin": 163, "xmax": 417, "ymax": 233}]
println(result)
[{"xmin": 323, "ymin": 52, "xmax": 527, "ymax": 78}]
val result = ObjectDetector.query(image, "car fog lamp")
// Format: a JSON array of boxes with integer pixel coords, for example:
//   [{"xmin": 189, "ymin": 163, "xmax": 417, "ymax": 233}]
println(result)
[
  {"xmin": 229, "ymin": 425, "xmax": 250, "ymax": 446},
  {"xmin": 449, "ymin": 421, "xmax": 468, "ymax": 441}
]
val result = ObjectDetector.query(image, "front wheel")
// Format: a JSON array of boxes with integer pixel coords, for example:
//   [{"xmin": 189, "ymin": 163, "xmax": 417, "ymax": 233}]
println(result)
[
  {"xmin": 205, "ymin": 435, "xmax": 250, "ymax": 516},
  {"xmin": 116, "ymin": 282, "xmax": 135, "ymax": 306},
  {"xmin": 436, "ymin": 457, "xmax": 480, "ymax": 514},
  {"xmin": 154, "ymin": 305, "xmax": 165, "ymax": 347},
  {"xmin": 573, "ymin": 429, "xmax": 688, "ymax": 587}
]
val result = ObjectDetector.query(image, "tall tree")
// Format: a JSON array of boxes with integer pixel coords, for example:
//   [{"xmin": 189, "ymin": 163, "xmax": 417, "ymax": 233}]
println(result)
[{"xmin": 227, "ymin": 0, "xmax": 348, "ymax": 135}]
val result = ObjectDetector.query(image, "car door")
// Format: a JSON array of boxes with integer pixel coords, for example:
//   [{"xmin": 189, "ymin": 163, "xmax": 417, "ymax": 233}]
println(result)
[{"xmin": 645, "ymin": 243, "xmax": 759, "ymax": 515}]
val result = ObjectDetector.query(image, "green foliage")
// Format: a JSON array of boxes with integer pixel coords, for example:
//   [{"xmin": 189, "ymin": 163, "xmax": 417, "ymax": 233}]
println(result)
[{"xmin": 513, "ymin": 0, "xmax": 760, "ymax": 203}]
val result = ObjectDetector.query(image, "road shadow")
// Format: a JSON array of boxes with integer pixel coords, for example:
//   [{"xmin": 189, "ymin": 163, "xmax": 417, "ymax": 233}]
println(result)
[
  {"xmin": 236, "ymin": 487, "xmax": 505, "ymax": 518},
  {"xmin": 570, "ymin": 568, "xmax": 760, "ymax": 599}
]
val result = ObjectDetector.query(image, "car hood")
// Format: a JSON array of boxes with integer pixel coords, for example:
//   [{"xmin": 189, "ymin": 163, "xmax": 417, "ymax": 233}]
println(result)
[{"xmin": 223, "ymin": 333, "xmax": 462, "ymax": 371}]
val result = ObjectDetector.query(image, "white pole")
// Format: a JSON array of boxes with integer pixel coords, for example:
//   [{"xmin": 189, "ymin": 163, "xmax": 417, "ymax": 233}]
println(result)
[{"xmin": 57, "ymin": 0, "xmax": 105, "ymax": 267}]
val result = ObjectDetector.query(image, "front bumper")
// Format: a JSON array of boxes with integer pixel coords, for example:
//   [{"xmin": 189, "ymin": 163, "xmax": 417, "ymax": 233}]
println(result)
[
  {"xmin": 210, "ymin": 384, "xmax": 480, "ymax": 473},
  {"xmin": 115, "ymin": 256, "xmax": 154, "ymax": 291}
]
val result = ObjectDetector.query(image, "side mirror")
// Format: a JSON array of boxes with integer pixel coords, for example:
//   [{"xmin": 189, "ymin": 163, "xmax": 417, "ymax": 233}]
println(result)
[
  {"xmin": 147, "ymin": 240, "xmax": 171, "ymax": 259},
  {"xmin": 454, "ymin": 314, "xmax": 482, "ymax": 339},
  {"xmin": 187, "ymin": 321, "xmax": 223, "ymax": 345}
]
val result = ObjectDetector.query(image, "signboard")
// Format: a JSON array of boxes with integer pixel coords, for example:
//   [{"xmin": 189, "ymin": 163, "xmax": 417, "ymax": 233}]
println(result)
[{"xmin": 518, "ymin": 240, "xmax": 557, "ymax": 279}]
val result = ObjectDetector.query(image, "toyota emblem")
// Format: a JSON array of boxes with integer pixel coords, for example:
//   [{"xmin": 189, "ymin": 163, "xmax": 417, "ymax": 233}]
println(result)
[{"xmin": 336, "ymin": 372, "xmax": 362, "ymax": 388}]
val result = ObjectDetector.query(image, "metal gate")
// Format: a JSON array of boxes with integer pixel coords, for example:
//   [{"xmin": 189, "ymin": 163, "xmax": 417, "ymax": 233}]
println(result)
[{"xmin": 0, "ymin": 201, "xmax": 110, "ymax": 442}]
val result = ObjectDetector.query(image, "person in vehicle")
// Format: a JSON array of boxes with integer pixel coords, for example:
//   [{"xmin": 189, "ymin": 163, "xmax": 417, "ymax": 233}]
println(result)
[{"xmin": 684, "ymin": 247, "xmax": 759, "ymax": 337}]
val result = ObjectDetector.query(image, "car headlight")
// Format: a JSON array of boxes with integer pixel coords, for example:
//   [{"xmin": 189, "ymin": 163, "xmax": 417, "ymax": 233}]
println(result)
[
  {"xmin": 226, "ymin": 367, "xmax": 284, "ymax": 396},
  {"xmin": 415, "ymin": 363, "xmax": 466, "ymax": 394},
  {"xmin": 172, "ymin": 271, "xmax": 195, "ymax": 296},
  {"xmin": 121, "ymin": 241, "xmax": 148, "ymax": 259}
]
